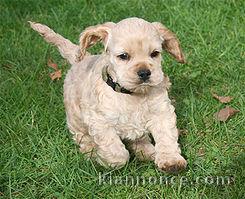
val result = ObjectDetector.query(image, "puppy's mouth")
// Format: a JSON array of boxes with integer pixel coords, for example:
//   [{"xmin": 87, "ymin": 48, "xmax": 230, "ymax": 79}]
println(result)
[
  {"xmin": 136, "ymin": 81, "xmax": 151, "ymax": 88},
  {"xmin": 127, "ymin": 79, "xmax": 158, "ymax": 91},
  {"xmin": 125, "ymin": 76, "xmax": 161, "ymax": 88},
  {"xmin": 138, "ymin": 79, "xmax": 150, "ymax": 85},
  {"xmin": 137, "ymin": 78, "xmax": 161, "ymax": 87},
  {"xmin": 125, "ymin": 79, "xmax": 151, "ymax": 88}
]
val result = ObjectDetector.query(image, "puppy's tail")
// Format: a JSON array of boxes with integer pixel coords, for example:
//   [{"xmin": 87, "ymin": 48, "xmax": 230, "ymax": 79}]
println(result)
[{"xmin": 29, "ymin": 21, "xmax": 79, "ymax": 65}]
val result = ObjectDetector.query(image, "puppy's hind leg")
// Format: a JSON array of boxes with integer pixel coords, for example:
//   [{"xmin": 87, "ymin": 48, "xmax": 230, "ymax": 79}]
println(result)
[
  {"xmin": 128, "ymin": 135, "xmax": 155, "ymax": 161},
  {"xmin": 77, "ymin": 134, "xmax": 97, "ymax": 158}
]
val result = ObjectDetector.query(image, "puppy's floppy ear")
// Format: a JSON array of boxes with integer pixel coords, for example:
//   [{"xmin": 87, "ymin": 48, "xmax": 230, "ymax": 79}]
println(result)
[
  {"xmin": 78, "ymin": 22, "xmax": 115, "ymax": 61},
  {"xmin": 152, "ymin": 22, "xmax": 185, "ymax": 63}
]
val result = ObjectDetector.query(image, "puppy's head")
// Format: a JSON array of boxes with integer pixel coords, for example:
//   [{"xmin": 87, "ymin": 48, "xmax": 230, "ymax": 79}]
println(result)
[{"xmin": 79, "ymin": 18, "xmax": 185, "ymax": 93}]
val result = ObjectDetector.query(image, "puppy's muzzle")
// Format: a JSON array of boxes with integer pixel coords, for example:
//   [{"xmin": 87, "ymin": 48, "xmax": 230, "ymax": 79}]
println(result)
[{"xmin": 137, "ymin": 69, "xmax": 151, "ymax": 82}]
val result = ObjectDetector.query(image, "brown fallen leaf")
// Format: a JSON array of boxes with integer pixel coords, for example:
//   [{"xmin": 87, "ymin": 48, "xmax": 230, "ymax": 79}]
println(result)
[
  {"xmin": 212, "ymin": 93, "xmax": 233, "ymax": 103},
  {"xmin": 214, "ymin": 106, "xmax": 239, "ymax": 122},
  {"xmin": 49, "ymin": 69, "xmax": 62, "ymax": 80},
  {"xmin": 47, "ymin": 59, "xmax": 58, "ymax": 70},
  {"xmin": 178, "ymin": 129, "xmax": 188, "ymax": 136},
  {"xmin": 47, "ymin": 59, "xmax": 62, "ymax": 80}
]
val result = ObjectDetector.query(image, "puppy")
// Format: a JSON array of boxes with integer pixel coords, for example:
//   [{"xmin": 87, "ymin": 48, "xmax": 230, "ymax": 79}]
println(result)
[{"xmin": 30, "ymin": 17, "xmax": 187, "ymax": 173}]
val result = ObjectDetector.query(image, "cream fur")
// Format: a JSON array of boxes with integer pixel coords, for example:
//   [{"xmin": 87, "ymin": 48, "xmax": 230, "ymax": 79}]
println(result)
[{"xmin": 30, "ymin": 17, "xmax": 187, "ymax": 173}]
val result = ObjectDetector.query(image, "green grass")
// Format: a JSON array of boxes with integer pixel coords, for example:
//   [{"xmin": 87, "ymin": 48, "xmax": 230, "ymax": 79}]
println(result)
[{"xmin": 0, "ymin": 0, "xmax": 244, "ymax": 198}]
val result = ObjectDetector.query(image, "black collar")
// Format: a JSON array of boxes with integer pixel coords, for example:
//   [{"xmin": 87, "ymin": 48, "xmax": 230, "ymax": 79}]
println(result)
[{"xmin": 102, "ymin": 66, "xmax": 133, "ymax": 94}]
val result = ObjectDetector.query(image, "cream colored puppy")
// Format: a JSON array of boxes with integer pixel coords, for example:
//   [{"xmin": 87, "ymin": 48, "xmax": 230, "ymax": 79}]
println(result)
[{"xmin": 30, "ymin": 17, "xmax": 187, "ymax": 173}]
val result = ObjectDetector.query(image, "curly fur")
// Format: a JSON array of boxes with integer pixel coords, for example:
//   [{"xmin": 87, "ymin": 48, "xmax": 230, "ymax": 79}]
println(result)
[{"xmin": 29, "ymin": 17, "xmax": 187, "ymax": 173}]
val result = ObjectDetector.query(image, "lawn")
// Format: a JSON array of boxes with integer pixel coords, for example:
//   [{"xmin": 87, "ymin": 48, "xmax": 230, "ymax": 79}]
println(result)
[{"xmin": 0, "ymin": 0, "xmax": 244, "ymax": 198}]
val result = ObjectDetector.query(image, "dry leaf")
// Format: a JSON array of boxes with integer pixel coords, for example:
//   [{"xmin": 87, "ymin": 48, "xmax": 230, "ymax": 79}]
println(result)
[
  {"xmin": 214, "ymin": 106, "xmax": 239, "ymax": 122},
  {"xmin": 178, "ymin": 129, "xmax": 188, "ymax": 136},
  {"xmin": 47, "ymin": 59, "xmax": 58, "ymax": 70},
  {"xmin": 212, "ymin": 93, "xmax": 233, "ymax": 103},
  {"xmin": 198, "ymin": 147, "xmax": 205, "ymax": 157},
  {"xmin": 49, "ymin": 69, "xmax": 62, "ymax": 80},
  {"xmin": 47, "ymin": 59, "xmax": 62, "ymax": 80}
]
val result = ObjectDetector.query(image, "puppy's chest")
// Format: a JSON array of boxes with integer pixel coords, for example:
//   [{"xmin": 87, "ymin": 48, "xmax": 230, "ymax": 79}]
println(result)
[{"xmin": 106, "ymin": 100, "xmax": 150, "ymax": 140}]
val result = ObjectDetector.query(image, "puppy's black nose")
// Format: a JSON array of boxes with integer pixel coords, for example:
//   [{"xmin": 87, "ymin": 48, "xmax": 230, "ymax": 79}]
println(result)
[{"xmin": 137, "ymin": 69, "xmax": 151, "ymax": 81}]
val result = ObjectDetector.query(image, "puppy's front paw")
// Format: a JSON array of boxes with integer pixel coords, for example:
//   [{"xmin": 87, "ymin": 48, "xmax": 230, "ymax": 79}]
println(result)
[{"xmin": 155, "ymin": 153, "xmax": 187, "ymax": 174}]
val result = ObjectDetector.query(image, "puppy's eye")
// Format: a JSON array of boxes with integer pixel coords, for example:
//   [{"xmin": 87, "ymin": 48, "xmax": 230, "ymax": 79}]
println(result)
[
  {"xmin": 117, "ymin": 53, "xmax": 130, "ymax": 61},
  {"xmin": 150, "ymin": 51, "xmax": 160, "ymax": 58}
]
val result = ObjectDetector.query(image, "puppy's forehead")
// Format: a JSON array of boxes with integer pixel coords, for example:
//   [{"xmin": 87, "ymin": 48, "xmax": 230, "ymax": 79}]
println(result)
[
  {"xmin": 111, "ymin": 18, "xmax": 158, "ymax": 37},
  {"xmin": 109, "ymin": 18, "xmax": 162, "ymax": 52}
]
